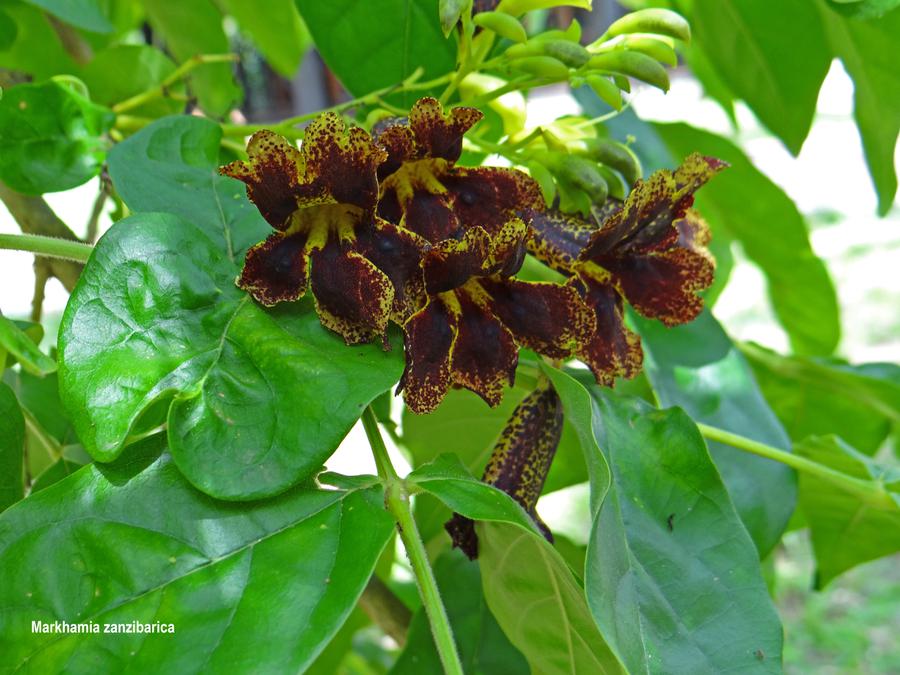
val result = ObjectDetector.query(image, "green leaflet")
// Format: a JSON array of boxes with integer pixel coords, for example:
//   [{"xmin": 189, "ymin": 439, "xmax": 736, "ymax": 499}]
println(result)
[
  {"xmin": 407, "ymin": 454, "xmax": 626, "ymax": 674},
  {"xmin": 744, "ymin": 343, "xmax": 900, "ymax": 455},
  {"xmin": 22, "ymin": 0, "xmax": 112, "ymax": 33},
  {"xmin": 0, "ymin": 315, "xmax": 56, "ymax": 376},
  {"xmin": 0, "ymin": 2, "xmax": 78, "ymax": 80},
  {"xmin": 691, "ymin": 0, "xmax": 831, "ymax": 155},
  {"xmin": 0, "ymin": 382, "xmax": 25, "ymax": 511},
  {"xmin": 818, "ymin": 5, "xmax": 900, "ymax": 215},
  {"xmin": 294, "ymin": 0, "xmax": 456, "ymax": 106},
  {"xmin": 0, "ymin": 437, "xmax": 395, "ymax": 673},
  {"xmin": 654, "ymin": 122, "xmax": 840, "ymax": 356},
  {"xmin": 141, "ymin": 0, "xmax": 241, "ymax": 116},
  {"xmin": 62, "ymin": 116, "xmax": 404, "ymax": 500},
  {"xmin": 796, "ymin": 435, "xmax": 900, "ymax": 587},
  {"xmin": 637, "ymin": 311, "xmax": 797, "ymax": 556},
  {"xmin": 477, "ymin": 521, "xmax": 626, "ymax": 675},
  {"xmin": 220, "ymin": 0, "xmax": 310, "ymax": 77},
  {"xmin": 81, "ymin": 45, "xmax": 183, "ymax": 118},
  {"xmin": 691, "ymin": 0, "xmax": 900, "ymax": 213},
  {"xmin": 391, "ymin": 549, "xmax": 529, "ymax": 675},
  {"xmin": 586, "ymin": 391, "xmax": 784, "ymax": 674},
  {"xmin": 0, "ymin": 81, "xmax": 114, "ymax": 195}
]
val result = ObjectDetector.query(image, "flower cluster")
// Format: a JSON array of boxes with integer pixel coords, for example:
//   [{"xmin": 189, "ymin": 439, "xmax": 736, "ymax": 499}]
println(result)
[{"xmin": 221, "ymin": 98, "xmax": 724, "ymax": 414}]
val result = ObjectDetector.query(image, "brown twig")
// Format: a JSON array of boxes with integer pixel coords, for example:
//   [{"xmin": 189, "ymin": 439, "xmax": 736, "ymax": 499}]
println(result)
[
  {"xmin": 358, "ymin": 576, "xmax": 412, "ymax": 646},
  {"xmin": 0, "ymin": 181, "xmax": 84, "ymax": 292}
]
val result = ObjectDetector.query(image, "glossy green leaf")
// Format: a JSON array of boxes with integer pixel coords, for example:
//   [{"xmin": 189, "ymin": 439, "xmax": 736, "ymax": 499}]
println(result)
[
  {"xmin": 391, "ymin": 548, "xmax": 529, "ymax": 675},
  {"xmin": 0, "ymin": 1, "xmax": 77, "ymax": 80},
  {"xmin": 0, "ymin": 314, "xmax": 56, "ymax": 376},
  {"xmin": 59, "ymin": 211, "xmax": 403, "ymax": 500},
  {"xmin": 587, "ymin": 391, "xmax": 784, "ymax": 673},
  {"xmin": 825, "ymin": 0, "xmax": 900, "ymax": 20},
  {"xmin": 796, "ymin": 435, "xmax": 900, "ymax": 587},
  {"xmin": 3, "ymin": 369, "xmax": 77, "ymax": 446},
  {"xmin": 0, "ymin": 6, "xmax": 16, "ymax": 49},
  {"xmin": 655, "ymin": 122, "xmax": 840, "ymax": 356},
  {"xmin": 477, "ymin": 521, "xmax": 626, "ymax": 675},
  {"xmin": 220, "ymin": 0, "xmax": 310, "ymax": 76},
  {"xmin": 0, "ymin": 437, "xmax": 395, "ymax": 672},
  {"xmin": 23, "ymin": 0, "xmax": 112, "ymax": 33},
  {"xmin": 0, "ymin": 382, "xmax": 24, "ymax": 511},
  {"xmin": 692, "ymin": 0, "xmax": 831, "ymax": 155},
  {"xmin": 819, "ymin": 5, "xmax": 900, "ymax": 215},
  {"xmin": 141, "ymin": 0, "xmax": 241, "ymax": 116},
  {"xmin": 62, "ymin": 116, "xmax": 404, "ymax": 500},
  {"xmin": 637, "ymin": 310, "xmax": 797, "ymax": 556},
  {"xmin": 0, "ymin": 81, "xmax": 113, "ymax": 195},
  {"xmin": 409, "ymin": 455, "xmax": 625, "ymax": 674},
  {"xmin": 28, "ymin": 455, "xmax": 85, "ymax": 493},
  {"xmin": 82, "ymin": 44, "xmax": 183, "ymax": 117},
  {"xmin": 744, "ymin": 343, "xmax": 900, "ymax": 455},
  {"xmin": 294, "ymin": 0, "xmax": 456, "ymax": 105}
]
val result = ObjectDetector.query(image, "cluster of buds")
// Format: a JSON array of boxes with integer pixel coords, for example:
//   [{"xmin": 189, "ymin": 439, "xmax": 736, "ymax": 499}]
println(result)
[{"xmin": 221, "ymin": 97, "xmax": 724, "ymax": 415}]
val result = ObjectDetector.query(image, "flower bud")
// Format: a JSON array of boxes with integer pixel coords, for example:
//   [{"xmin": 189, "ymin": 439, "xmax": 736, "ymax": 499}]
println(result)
[
  {"xmin": 603, "ymin": 8, "xmax": 691, "ymax": 44},
  {"xmin": 473, "ymin": 10, "xmax": 528, "ymax": 43}
]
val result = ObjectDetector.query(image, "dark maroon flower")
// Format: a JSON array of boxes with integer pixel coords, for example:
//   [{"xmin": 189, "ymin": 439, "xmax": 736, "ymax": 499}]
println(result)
[{"xmin": 528, "ymin": 153, "xmax": 726, "ymax": 384}]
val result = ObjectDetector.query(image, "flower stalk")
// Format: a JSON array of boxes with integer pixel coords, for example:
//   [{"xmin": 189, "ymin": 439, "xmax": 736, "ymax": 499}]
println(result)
[
  {"xmin": 360, "ymin": 407, "xmax": 464, "ymax": 675},
  {"xmin": 0, "ymin": 233, "xmax": 93, "ymax": 263}
]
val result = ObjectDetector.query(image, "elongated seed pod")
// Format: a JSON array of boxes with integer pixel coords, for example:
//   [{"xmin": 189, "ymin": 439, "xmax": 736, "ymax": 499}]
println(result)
[
  {"xmin": 603, "ymin": 8, "xmax": 691, "ymax": 43},
  {"xmin": 473, "ymin": 11, "xmax": 528, "ymax": 43},
  {"xmin": 588, "ymin": 50, "xmax": 670, "ymax": 91},
  {"xmin": 446, "ymin": 379, "xmax": 564, "ymax": 559},
  {"xmin": 618, "ymin": 36, "xmax": 678, "ymax": 67}
]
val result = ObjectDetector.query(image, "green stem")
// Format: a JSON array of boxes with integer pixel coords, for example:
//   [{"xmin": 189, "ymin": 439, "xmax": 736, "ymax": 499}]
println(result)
[
  {"xmin": 361, "ymin": 407, "xmax": 463, "ymax": 675},
  {"xmin": 0, "ymin": 233, "xmax": 92, "ymax": 262},
  {"xmin": 696, "ymin": 423, "xmax": 895, "ymax": 509},
  {"xmin": 112, "ymin": 54, "xmax": 238, "ymax": 114}
]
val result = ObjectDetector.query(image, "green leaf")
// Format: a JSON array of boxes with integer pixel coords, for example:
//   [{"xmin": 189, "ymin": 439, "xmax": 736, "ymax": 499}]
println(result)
[
  {"xmin": 0, "ymin": 81, "xmax": 114, "ymax": 195},
  {"xmin": 0, "ymin": 6, "xmax": 16, "ymax": 50},
  {"xmin": 743, "ymin": 343, "xmax": 900, "ymax": 455},
  {"xmin": 28, "ymin": 455, "xmax": 85, "ymax": 493},
  {"xmin": 409, "ymin": 455, "xmax": 626, "ymax": 674},
  {"xmin": 796, "ymin": 435, "xmax": 900, "ymax": 587},
  {"xmin": 23, "ymin": 0, "xmax": 112, "ymax": 33},
  {"xmin": 825, "ymin": 0, "xmax": 900, "ymax": 19},
  {"xmin": 586, "ymin": 391, "xmax": 784, "ymax": 673},
  {"xmin": 106, "ymin": 115, "xmax": 267, "ymax": 248},
  {"xmin": 81, "ymin": 44, "xmax": 183, "ymax": 117},
  {"xmin": 59, "ymin": 210, "xmax": 403, "ymax": 500},
  {"xmin": 819, "ymin": 6, "xmax": 900, "ymax": 215},
  {"xmin": 141, "ymin": 0, "xmax": 241, "ymax": 116},
  {"xmin": 0, "ymin": 314, "xmax": 56, "ymax": 376},
  {"xmin": 654, "ymin": 122, "xmax": 841, "ymax": 356},
  {"xmin": 220, "ymin": 0, "xmax": 310, "ymax": 76},
  {"xmin": 294, "ymin": 0, "xmax": 457, "ymax": 105},
  {"xmin": 391, "ymin": 548, "xmax": 529, "ymax": 675},
  {"xmin": 477, "ymin": 521, "xmax": 626, "ymax": 675},
  {"xmin": 0, "ymin": 382, "xmax": 24, "ymax": 511},
  {"xmin": 4, "ymin": 369, "xmax": 77, "ymax": 446},
  {"xmin": 0, "ymin": 1, "xmax": 77, "ymax": 80},
  {"xmin": 62, "ymin": 116, "xmax": 404, "ymax": 500},
  {"xmin": 637, "ymin": 310, "xmax": 797, "ymax": 556},
  {"xmin": 691, "ymin": 0, "xmax": 831, "ymax": 154},
  {"xmin": 0, "ymin": 437, "xmax": 395, "ymax": 672}
]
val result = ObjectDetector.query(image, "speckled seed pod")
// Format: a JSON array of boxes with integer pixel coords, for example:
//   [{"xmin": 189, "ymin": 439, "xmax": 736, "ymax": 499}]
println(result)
[{"xmin": 445, "ymin": 378, "xmax": 564, "ymax": 559}]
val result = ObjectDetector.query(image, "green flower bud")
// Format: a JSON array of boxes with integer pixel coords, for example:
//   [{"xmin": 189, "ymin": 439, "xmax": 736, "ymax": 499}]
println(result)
[
  {"xmin": 510, "ymin": 55, "xmax": 570, "ymax": 80},
  {"xmin": 603, "ymin": 8, "xmax": 691, "ymax": 43},
  {"xmin": 588, "ymin": 50, "xmax": 670, "ymax": 91},
  {"xmin": 473, "ymin": 11, "xmax": 528, "ymax": 43},
  {"xmin": 542, "ymin": 39, "xmax": 591, "ymax": 68},
  {"xmin": 585, "ymin": 74, "xmax": 623, "ymax": 111}
]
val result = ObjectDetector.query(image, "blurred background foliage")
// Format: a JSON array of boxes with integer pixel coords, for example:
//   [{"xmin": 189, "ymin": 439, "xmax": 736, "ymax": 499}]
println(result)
[{"xmin": 0, "ymin": 0, "xmax": 898, "ymax": 672}]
